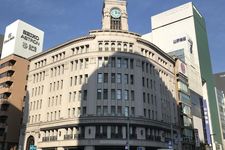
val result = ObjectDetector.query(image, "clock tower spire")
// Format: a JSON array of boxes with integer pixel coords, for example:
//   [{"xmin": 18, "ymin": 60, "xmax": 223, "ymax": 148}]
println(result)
[{"xmin": 102, "ymin": 0, "xmax": 128, "ymax": 31}]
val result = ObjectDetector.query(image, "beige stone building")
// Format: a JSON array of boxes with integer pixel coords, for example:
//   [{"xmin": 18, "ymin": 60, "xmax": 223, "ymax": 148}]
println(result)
[
  {"xmin": 22, "ymin": 0, "xmax": 181, "ymax": 150},
  {"xmin": 0, "ymin": 54, "xmax": 29, "ymax": 150}
]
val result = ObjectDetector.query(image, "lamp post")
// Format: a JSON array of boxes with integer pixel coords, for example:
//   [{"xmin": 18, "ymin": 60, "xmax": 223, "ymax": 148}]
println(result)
[{"xmin": 210, "ymin": 133, "xmax": 215, "ymax": 150}]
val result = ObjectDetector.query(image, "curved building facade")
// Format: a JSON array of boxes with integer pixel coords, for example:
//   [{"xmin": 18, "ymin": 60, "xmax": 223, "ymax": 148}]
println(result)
[{"xmin": 22, "ymin": 0, "xmax": 180, "ymax": 150}]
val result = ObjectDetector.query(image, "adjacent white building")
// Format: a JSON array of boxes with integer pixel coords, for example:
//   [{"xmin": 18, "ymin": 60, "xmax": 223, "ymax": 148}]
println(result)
[{"xmin": 143, "ymin": 2, "xmax": 223, "ymax": 149}]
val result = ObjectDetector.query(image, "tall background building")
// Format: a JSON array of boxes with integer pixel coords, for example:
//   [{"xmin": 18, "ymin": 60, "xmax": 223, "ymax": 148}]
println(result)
[
  {"xmin": 143, "ymin": 2, "xmax": 223, "ymax": 149},
  {"xmin": 214, "ymin": 72, "xmax": 225, "ymax": 148},
  {"xmin": 214, "ymin": 72, "xmax": 225, "ymax": 93},
  {"xmin": 0, "ymin": 20, "xmax": 44, "ymax": 150}
]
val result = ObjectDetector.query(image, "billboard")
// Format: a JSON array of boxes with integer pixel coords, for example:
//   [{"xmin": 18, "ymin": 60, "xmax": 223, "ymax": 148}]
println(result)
[{"xmin": 2, "ymin": 20, "xmax": 44, "ymax": 59}]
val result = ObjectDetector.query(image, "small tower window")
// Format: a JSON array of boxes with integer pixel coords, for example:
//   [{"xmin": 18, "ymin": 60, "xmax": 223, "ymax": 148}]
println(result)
[
  {"xmin": 110, "ymin": 8, "xmax": 122, "ymax": 30},
  {"xmin": 111, "ymin": 17, "xmax": 121, "ymax": 30}
]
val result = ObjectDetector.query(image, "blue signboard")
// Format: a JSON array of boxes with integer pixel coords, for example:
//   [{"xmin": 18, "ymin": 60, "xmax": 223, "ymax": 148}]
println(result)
[{"xmin": 30, "ymin": 145, "xmax": 37, "ymax": 150}]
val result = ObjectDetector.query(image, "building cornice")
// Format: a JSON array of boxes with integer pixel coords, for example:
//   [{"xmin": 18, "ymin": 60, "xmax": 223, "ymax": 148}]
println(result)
[
  {"xmin": 137, "ymin": 38, "xmax": 175, "ymax": 64},
  {"xmin": 29, "ymin": 35, "xmax": 96, "ymax": 61},
  {"xmin": 90, "ymin": 29, "xmax": 140, "ymax": 37}
]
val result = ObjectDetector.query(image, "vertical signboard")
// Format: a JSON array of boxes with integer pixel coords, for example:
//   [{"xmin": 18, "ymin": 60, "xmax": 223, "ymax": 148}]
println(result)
[
  {"xmin": 2, "ymin": 19, "xmax": 44, "ymax": 59},
  {"xmin": 202, "ymin": 99, "xmax": 212, "ymax": 145}
]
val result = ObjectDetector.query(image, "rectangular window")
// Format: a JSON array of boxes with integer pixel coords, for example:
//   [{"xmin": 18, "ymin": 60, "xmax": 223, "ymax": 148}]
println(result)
[
  {"xmin": 122, "ymin": 58, "xmax": 128, "ymax": 68},
  {"xmin": 77, "ymin": 107, "xmax": 81, "ymax": 117},
  {"xmin": 71, "ymin": 92, "xmax": 75, "ymax": 101},
  {"xmin": 117, "ymin": 106, "xmax": 122, "ymax": 116},
  {"xmin": 111, "ymin": 89, "xmax": 116, "ymax": 100},
  {"xmin": 61, "ymin": 80, "xmax": 63, "ymax": 89},
  {"xmin": 73, "ymin": 108, "xmax": 76, "ymax": 116},
  {"xmin": 111, "ymin": 106, "xmax": 116, "ymax": 116},
  {"xmin": 103, "ymin": 57, "xmax": 109, "ymax": 67},
  {"xmin": 83, "ymin": 107, "xmax": 87, "ymax": 116},
  {"xmin": 103, "ymin": 106, "xmax": 108, "ymax": 116},
  {"xmin": 146, "ymin": 63, "xmax": 149, "ymax": 73},
  {"xmin": 142, "ymin": 62, "xmax": 145, "ymax": 72},
  {"xmin": 68, "ymin": 108, "xmax": 71, "ymax": 118},
  {"xmin": 116, "ymin": 73, "xmax": 122, "ymax": 83},
  {"xmin": 147, "ymin": 78, "xmax": 149, "ymax": 88},
  {"xmin": 124, "ymin": 74, "xmax": 128, "ymax": 84},
  {"xmin": 75, "ymin": 60, "xmax": 78, "ymax": 70},
  {"xmin": 79, "ymin": 75, "xmax": 83, "ymax": 85},
  {"xmin": 70, "ymin": 61, "xmax": 74, "ymax": 71},
  {"xmin": 85, "ymin": 74, "xmax": 88, "ymax": 84},
  {"xmin": 131, "ymin": 90, "xmax": 135, "ymax": 101},
  {"xmin": 74, "ymin": 76, "xmax": 78, "ymax": 85},
  {"xmin": 78, "ymin": 91, "xmax": 82, "ymax": 101},
  {"xmin": 83, "ymin": 90, "xmax": 87, "ymax": 101},
  {"xmin": 97, "ymin": 106, "xmax": 101, "ymax": 116},
  {"xmin": 85, "ymin": 58, "xmax": 89, "ymax": 68},
  {"xmin": 111, "ymin": 73, "xmax": 116, "ymax": 83},
  {"xmin": 104, "ymin": 73, "xmax": 108, "ymax": 83},
  {"xmin": 80, "ymin": 59, "xmax": 83, "ymax": 69},
  {"xmin": 69, "ymin": 92, "xmax": 72, "ymax": 102},
  {"xmin": 130, "ymin": 59, "xmax": 134, "ymax": 69},
  {"xmin": 116, "ymin": 89, "xmax": 122, "ymax": 100},
  {"xmin": 130, "ymin": 75, "xmax": 134, "ymax": 85},
  {"xmin": 143, "ymin": 92, "xmax": 146, "ymax": 103},
  {"xmin": 117, "ymin": 58, "xmax": 121, "ymax": 68},
  {"xmin": 97, "ymin": 73, "xmax": 103, "ymax": 83},
  {"xmin": 125, "ymin": 106, "xmax": 129, "ymax": 117},
  {"xmin": 147, "ymin": 93, "xmax": 150, "ymax": 104},
  {"xmin": 111, "ymin": 57, "xmax": 116, "ymax": 68},
  {"xmin": 97, "ymin": 89, "xmax": 102, "ymax": 100},
  {"xmin": 98, "ymin": 57, "xmax": 103, "ymax": 67},
  {"xmin": 124, "ymin": 90, "xmax": 129, "ymax": 100},
  {"xmin": 131, "ymin": 107, "xmax": 135, "ymax": 116},
  {"xmin": 103, "ymin": 89, "xmax": 108, "ymax": 99}
]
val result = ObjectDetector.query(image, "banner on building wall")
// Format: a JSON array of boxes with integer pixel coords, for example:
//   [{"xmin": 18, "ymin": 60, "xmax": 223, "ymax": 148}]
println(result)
[{"xmin": 2, "ymin": 19, "xmax": 44, "ymax": 59}]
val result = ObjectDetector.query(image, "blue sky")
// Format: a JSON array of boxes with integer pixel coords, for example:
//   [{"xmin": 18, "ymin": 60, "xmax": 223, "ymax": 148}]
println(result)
[{"xmin": 0, "ymin": 0, "xmax": 224, "ymax": 73}]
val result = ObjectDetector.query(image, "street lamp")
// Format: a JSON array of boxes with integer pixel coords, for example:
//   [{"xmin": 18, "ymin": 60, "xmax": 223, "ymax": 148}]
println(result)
[{"xmin": 210, "ymin": 133, "xmax": 215, "ymax": 150}]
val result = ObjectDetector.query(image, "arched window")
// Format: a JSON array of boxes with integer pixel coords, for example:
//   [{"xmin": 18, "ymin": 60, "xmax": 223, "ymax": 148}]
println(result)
[
  {"xmin": 117, "ymin": 43, "xmax": 121, "ymax": 51},
  {"xmin": 111, "ymin": 43, "xmax": 115, "ymax": 51},
  {"xmin": 26, "ymin": 136, "xmax": 35, "ymax": 150},
  {"xmin": 98, "ymin": 42, "xmax": 103, "ymax": 51},
  {"xmin": 123, "ymin": 43, "xmax": 127, "ymax": 52},
  {"xmin": 105, "ymin": 42, "xmax": 109, "ymax": 51}
]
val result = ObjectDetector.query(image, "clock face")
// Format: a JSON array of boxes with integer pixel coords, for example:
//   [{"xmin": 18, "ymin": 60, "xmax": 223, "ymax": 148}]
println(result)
[{"xmin": 110, "ymin": 8, "xmax": 121, "ymax": 18}]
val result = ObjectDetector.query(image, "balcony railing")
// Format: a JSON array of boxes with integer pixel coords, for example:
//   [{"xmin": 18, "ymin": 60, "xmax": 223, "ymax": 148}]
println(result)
[
  {"xmin": 111, "ymin": 133, "xmax": 123, "ymax": 139},
  {"xmin": 96, "ymin": 133, "xmax": 107, "ymax": 139},
  {"xmin": 49, "ymin": 136, "xmax": 57, "ymax": 141},
  {"xmin": 42, "ymin": 137, "xmax": 50, "ymax": 142},
  {"xmin": 42, "ymin": 136, "xmax": 57, "ymax": 142},
  {"xmin": 64, "ymin": 134, "xmax": 73, "ymax": 140}
]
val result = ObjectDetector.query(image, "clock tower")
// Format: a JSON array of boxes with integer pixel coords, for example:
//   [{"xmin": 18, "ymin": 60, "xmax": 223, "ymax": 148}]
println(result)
[{"xmin": 102, "ymin": 0, "xmax": 128, "ymax": 31}]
